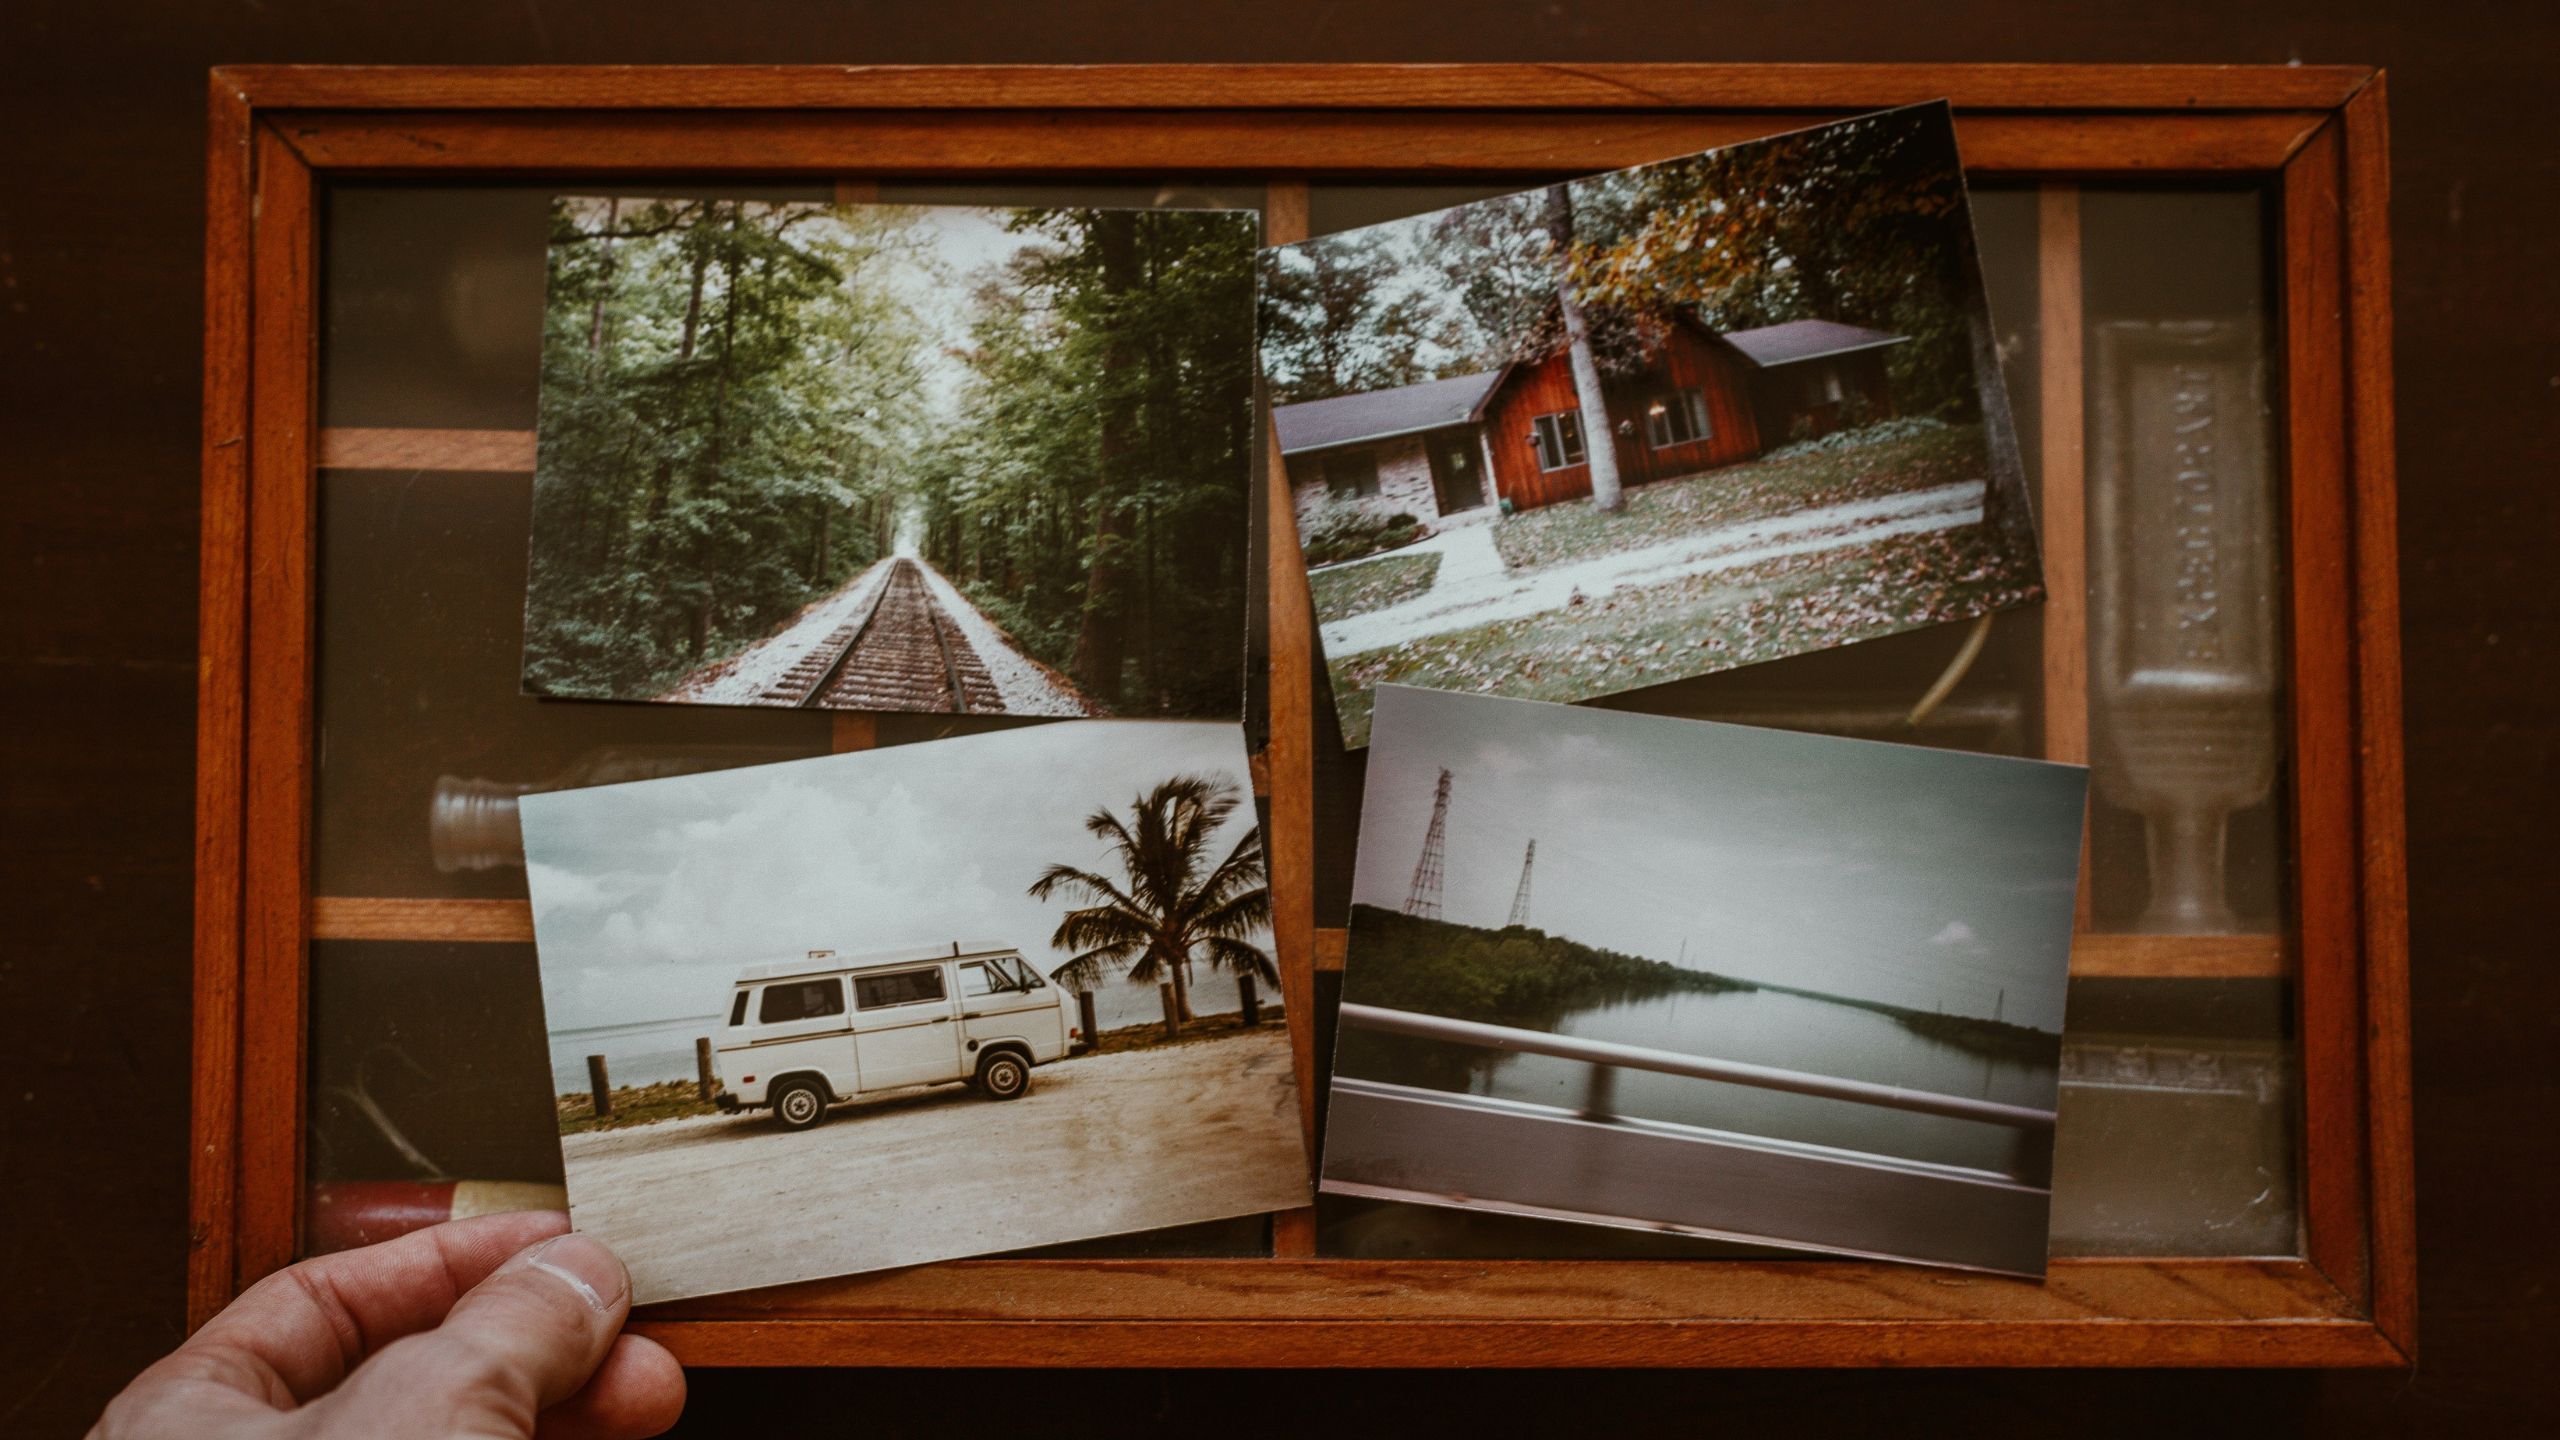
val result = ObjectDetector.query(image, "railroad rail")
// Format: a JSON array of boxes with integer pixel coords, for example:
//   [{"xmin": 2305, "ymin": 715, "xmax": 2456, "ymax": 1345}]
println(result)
[{"xmin": 758, "ymin": 558, "xmax": 1003, "ymax": 713}]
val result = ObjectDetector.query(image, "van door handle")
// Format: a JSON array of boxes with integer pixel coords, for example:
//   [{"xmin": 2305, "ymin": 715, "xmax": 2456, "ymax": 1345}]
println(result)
[
  {"xmin": 961, "ymin": 1011, "xmax": 986, "ymax": 1019},
  {"xmin": 933, "ymin": 1016, "xmax": 952, "ymax": 1023}
]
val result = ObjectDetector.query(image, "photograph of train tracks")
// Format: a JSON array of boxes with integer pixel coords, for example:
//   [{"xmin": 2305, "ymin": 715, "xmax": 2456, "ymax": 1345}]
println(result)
[
  {"xmin": 1259, "ymin": 105, "xmax": 2043, "ymax": 747},
  {"xmin": 1321, "ymin": 686, "xmax": 2087, "ymax": 1276},
  {"xmin": 517, "ymin": 720, "xmax": 1311, "ymax": 1303},
  {"xmin": 520, "ymin": 196, "xmax": 1257, "ymax": 718}
]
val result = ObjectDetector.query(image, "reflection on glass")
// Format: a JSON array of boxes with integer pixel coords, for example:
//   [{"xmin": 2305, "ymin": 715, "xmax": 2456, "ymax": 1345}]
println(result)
[{"xmin": 2089, "ymin": 320, "xmax": 2279, "ymax": 932}]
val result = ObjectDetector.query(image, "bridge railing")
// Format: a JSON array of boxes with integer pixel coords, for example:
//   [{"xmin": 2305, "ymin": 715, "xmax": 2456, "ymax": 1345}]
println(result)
[{"xmin": 1336, "ymin": 1001, "xmax": 2055, "ymax": 1136}]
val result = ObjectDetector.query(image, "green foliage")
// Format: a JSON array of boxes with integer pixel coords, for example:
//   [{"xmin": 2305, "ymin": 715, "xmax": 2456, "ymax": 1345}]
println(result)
[
  {"xmin": 915, "ymin": 209, "xmax": 1257, "ymax": 714},
  {"xmin": 523, "ymin": 198, "xmax": 926, "ymax": 699},
  {"xmin": 1262, "ymin": 108, "xmax": 1988, "ymax": 422},
  {"xmin": 1342, "ymin": 905, "xmax": 1751, "ymax": 1026},
  {"xmin": 1299, "ymin": 497, "xmax": 1424, "ymax": 567},
  {"xmin": 1256, "ymin": 229, "xmax": 1454, "ymax": 402},
  {"xmin": 1569, "ymin": 108, "xmax": 1984, "ymax": 420}
]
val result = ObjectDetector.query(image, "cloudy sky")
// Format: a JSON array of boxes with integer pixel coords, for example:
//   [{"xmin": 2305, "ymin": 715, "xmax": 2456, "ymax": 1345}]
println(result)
[
  {"xmin": 1350, "ymin": 687, "xmax": 2087, "ymax": 1031},
  {"xmin": 520, "ymin": 721, "xmax": 1263, "ymax": 1034}
]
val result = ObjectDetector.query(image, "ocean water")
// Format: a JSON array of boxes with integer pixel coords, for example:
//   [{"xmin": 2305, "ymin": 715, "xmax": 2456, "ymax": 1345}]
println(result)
[{"xmin": 548, "ymin": 967, "xmax": 1267, "ymax": 1092}]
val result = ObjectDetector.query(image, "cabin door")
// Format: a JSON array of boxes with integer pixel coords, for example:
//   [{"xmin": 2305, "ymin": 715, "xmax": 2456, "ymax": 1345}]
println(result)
[{"xmin": 1426, "ymin": 431, "xmax": 1486, "ymax": 515}]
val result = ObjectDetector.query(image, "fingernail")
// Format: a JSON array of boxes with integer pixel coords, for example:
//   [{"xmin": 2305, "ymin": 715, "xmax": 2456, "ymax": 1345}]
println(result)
[{"xmin": 510, "ymin": 1233, "xmax": 628, "ymax": 1314}]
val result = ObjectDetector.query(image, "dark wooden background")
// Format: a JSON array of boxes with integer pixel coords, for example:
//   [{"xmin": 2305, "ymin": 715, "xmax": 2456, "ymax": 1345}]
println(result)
[{"xmin": 3, "ymin": 3, "xmax": 2551, "ymax": 1435}]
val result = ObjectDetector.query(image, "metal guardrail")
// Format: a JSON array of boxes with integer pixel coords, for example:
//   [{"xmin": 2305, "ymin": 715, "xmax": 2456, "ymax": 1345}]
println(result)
[{"xmin": 1336, "ymin": 1002, "xmax": 2057, "ymax": 1132}]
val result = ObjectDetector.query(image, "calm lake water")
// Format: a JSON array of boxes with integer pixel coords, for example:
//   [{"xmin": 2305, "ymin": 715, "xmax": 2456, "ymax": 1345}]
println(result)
[
  {"xmin": 549, "ymin": 969, "xmax": 1263, "ymax": 1092},
  {"xmin": 1339, "ymin": 985, "xmax": 2058, "ymax": 1174}
]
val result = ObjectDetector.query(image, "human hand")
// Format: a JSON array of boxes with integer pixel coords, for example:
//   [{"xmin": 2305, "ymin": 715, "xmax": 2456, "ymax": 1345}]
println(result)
[{"xmin": 92, "ymin": 1211, "xmax": 684, "ymax": 1439}]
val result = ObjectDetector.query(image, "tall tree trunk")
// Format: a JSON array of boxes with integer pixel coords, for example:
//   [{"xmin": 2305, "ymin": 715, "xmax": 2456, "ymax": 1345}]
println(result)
[
  {"xmin": 1070, "ymin": 212, "xmax": 1141, "ymax": 703},
  {"xmin": 1966, "ymin": 299, "xmax": 2037, "ymax": 568},
  {"xmin": 1166, "ymin": 948, "xmax": 1196, "ymax": 1024},
  {"xmin": 1544, "ymin": 184, "xmax": 1625, "ymax": 513},
  {"xmin": 587, "ymin": 196, "xmax": 619, "ymax": 357}
]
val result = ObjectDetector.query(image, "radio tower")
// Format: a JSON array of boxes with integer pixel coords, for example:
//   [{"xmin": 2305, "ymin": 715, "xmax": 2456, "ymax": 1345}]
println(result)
[
  {"xmin": 1403, "ymin": 769, "xmax": 1452, "ymax": 920},
  {"xmin": 1506, "ymin": 840, "xmax": 1536, "ymax": 928}
]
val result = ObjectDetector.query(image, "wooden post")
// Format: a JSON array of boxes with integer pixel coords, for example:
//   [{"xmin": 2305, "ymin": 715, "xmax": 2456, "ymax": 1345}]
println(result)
[
  {"xmin": 1159, "ymin": 981, "xmax": 1181, "ymax": 1039},
  {"xmin": 1076, "ymin": 989, "xmax": 1100, "ymax": 1050},
  {"xmin": 694, "ymin": 1037, "xmax": 715, "ymax": 1103},
  {"xmin": 586, "ymin": 1055, "xmax": 612, "ymax": 1118},
  {"xmin": 1238, "ymin": 974, "xmax": 1261, "ymax": 1027}
]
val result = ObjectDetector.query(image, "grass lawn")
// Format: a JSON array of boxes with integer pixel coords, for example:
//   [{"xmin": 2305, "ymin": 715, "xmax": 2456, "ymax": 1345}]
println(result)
[
  {"xmin": 1492, "ymin": 422, "xmax": 1988, "ymax": 573},
  {"xmin": 1327, "ymin": 521, "xmax": 2041, "ymax": 748},
  {"xmin": 1309, "ymin": 551, "xmax": 1443, "ymax": 620}
]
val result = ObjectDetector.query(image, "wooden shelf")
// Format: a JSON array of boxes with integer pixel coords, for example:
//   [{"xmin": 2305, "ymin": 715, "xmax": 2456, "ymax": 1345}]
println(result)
[
  {"xmin": 303, "ymin": 900, "xmax": 2291, "ymax": 980},
  {"xmin": 320, "ymin": 426, "xmax": 534, "ymax": 473}
]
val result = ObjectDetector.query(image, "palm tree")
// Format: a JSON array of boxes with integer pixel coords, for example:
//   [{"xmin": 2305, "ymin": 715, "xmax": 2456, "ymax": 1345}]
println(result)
[{"xmin": 1028, "ymin": 773, "xmax": 1273, "ymax": 1024}]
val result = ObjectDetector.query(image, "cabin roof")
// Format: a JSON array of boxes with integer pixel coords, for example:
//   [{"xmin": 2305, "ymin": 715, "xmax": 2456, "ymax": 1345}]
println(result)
[
  {"xmin": 1718, "ymin": 318, "xmax": 1908, "ymax": 368},
  {"xmin": 737, "ymin": 939, "xmax": 1017, "ymax": 984},
  {"xmin": 1272, "ymin": 370, "xmax": 1504, "ymax": 455}
]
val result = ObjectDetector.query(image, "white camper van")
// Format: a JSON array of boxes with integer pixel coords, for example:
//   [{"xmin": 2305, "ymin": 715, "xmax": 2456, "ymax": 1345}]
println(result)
[{"xmin": 710, "ymin": 941, "xmax": 1078, "ymax": 1131}]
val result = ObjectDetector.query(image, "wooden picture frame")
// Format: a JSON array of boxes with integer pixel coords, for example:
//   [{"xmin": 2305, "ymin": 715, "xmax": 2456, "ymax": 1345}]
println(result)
[{"xmin": 193, "ymin": 63, "xmax": 2411, "ymax": 1367}]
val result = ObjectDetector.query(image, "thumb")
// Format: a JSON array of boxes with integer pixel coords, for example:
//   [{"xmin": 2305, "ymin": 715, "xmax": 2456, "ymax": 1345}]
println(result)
[{"xmin": 299, "ymin": 1232, "xmax": 632, "ymax": 1440}]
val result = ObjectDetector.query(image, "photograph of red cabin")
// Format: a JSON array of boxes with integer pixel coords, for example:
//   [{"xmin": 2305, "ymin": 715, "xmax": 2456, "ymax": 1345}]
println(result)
[
  {"xmin": 1276, "ymin": 315, "xmax": 1905, "ymax": 528},
  {"xmin": 1256, "ymin": 105, "xmax": 2045, "ymax": 747}
]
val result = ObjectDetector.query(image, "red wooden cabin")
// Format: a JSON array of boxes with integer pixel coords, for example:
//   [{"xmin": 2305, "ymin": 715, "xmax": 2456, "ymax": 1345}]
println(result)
[{"xmin": 1277, "ymin": 315, "xmax": 1907, "ymax": 533}]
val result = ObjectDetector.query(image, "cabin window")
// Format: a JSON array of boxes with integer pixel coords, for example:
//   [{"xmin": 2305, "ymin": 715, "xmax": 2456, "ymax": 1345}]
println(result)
[
  {"xmin": 854, "ymin": 967, "xmax": 947, "ymax": 1010},
  {"xmin": 758, "ymin": 978, "xmax": 845, "ymax": 1024},
  {"xmin": 1797, "ymin": 363, "xmax": 1847, "ymax": 407},
  {"xmin": 1323, "ymin": 451, "xmax": 1381, "ymax": 498},
  {"xmin": 1646, "ymin": 388, "xmax": 1713, "ymax": 448},
  {"xmin": 958, "ymin": 961, "xmax": 1027, "ymax": 998},
  {"xmin": 728, "ymin": 990, "xmax": 751, "ymax": 1026},
  {"xmin": 1530, "ymin": 411, "xmax": 1586, "ymax": 471}
]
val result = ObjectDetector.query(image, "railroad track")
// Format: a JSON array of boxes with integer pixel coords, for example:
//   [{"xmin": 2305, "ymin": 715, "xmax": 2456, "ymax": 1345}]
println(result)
[{"xmin": 758, "ymin": 558, "xmax": 1005, "ymax": 712}]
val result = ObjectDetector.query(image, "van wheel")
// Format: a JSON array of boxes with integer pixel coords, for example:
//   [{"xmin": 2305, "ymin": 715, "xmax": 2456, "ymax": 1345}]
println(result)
[
  {"xmin": 977, "ymin": 1052, "xmax": 1030, "ymax": 1101},
  {"xmin": 770, "ymin": 1078, "xmax": 828, "ymax": 1131}
]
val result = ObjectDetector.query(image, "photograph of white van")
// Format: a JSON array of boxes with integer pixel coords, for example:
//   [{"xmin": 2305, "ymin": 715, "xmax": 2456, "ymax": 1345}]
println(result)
[{"xmin": 711, "ymin": 941, "xmax": 1078, "ymax": 1130}]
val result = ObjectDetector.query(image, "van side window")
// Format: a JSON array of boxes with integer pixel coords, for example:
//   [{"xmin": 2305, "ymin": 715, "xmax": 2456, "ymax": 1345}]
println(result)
[
  {"xmin": 728, "ymin": 990, "xmax": 751, "ymax": 1026},
  {"xmin": 758, "ymin": 978, "xmax": 845, "ymax": 1024},
  {"xmin": 854, "ymin": 968, "xmax": 946, "ymax": 1010},
  {"xmin": 957, "ymin": 962, "xmax": 1002, "ymax": 999},
  {"xmin": 999, "ymin": 955, "xmax": 1045, "ymax": 989}
]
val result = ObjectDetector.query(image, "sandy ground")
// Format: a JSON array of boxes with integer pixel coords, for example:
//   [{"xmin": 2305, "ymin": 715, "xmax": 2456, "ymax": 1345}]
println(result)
[
  {"xmin": 1319, "ymin": 479, "xmax": 1986, "ymax": 658},
  {"xmin": 562, "ymin": 1028, "xmax": 1309, "ymax": 1303}
]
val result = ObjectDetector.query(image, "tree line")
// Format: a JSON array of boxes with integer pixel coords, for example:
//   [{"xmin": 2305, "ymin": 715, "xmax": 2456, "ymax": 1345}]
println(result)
[
  {"xmin": 525, "ymin": 198, "xmax": 925, "ymax": 700},
  {"xmin": 912, "ymin": 208, "xmax": 1256, "ymax": 716}
]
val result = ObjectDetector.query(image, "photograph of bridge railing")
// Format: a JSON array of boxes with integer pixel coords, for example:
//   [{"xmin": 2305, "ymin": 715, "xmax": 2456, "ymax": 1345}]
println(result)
[
  {"xmin": 1321, "ymin": 685, "xmax": 2087, "ymax": 1275},
  {"xmin": 520, "ymin": 197, "xmax": 1257, "ymax": 718}
]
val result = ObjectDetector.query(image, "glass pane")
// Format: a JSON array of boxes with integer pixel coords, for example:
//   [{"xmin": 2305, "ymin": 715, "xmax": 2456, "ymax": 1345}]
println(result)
[{"xmin": 307, "ymin": 180, "xmax": 1268, "ymax": 1263}]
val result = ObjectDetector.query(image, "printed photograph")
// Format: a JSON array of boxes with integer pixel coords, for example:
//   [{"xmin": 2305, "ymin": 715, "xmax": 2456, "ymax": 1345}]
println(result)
[
  {"xmin": 1259, "ymin": 105, "xmax": 2044, "ymax": 747},
  {"xmin": 1321, "ymin": 686, "xmax": 2086, "ymax": 1275},
  {"xmin": 519, "ymin": 723, "xmax": 1309, "ymax": 1303},
  {"xmin": 522, "ymin": 198, "xmax": 1257, "ymax": 718}
]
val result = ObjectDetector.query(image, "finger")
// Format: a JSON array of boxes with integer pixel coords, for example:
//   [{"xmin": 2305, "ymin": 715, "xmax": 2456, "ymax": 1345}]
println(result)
[
  {"xmin": 306, "ymin": 1232, "xmax": 631, "ymax": 1439},
  {"xmin": 180, "ymin": 1211, "xmax": 573, "ymax": 1408},
  {"xmin": 535, "ymin": 1334, "xmax": 687, "ymax": 1440}
]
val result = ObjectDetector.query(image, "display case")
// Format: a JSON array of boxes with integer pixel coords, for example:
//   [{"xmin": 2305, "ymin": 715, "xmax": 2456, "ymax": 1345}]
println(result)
[{"xmin": 193, "ymin": 64, "xmax": 2411, "ymax": 1365}]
